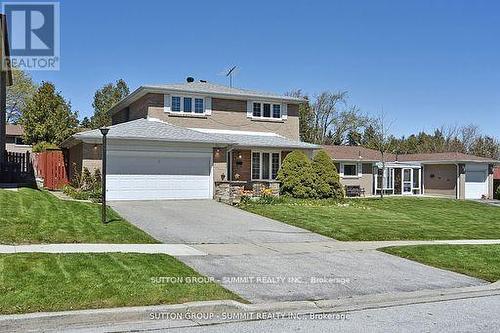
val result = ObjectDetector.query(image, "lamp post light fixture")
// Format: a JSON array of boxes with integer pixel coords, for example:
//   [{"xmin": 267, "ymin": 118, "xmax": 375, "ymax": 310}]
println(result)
[{"xmin": 99, "ymin": 127, "xmax": 109, "ymax": 224}]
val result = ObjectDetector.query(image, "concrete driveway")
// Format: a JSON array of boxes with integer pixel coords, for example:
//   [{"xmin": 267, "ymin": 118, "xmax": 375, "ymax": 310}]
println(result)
[
  {"xmin": 110, "ymin": 200, "xmax": 330, "ymax": 244},
  {"xmin": 111, "ymin": 200, "xmax": 487, "ymax": 303}
]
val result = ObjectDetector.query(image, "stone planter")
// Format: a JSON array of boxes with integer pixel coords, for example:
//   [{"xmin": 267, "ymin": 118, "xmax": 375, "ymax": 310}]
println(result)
[{"xmin": 214, "ymin": 181, "xmax": 246, "ymax": 205}]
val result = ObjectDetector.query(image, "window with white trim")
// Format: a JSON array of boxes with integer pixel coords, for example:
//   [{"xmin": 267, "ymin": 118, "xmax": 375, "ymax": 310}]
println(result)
[
  {"xmin": 272, "ymin": 104, "xmax": 281, "ymax": 118},
  {"xmin": 252, "ymin": 152, "xmax": 281, "ymax": 180},
  {"xmin": 172, "ymin": 96, "xmax": 181, "ymax": 112},
  {"xmin": 171, "ymin": 96, "xmax": 205, "ymax": 114},
  {"xmin": 343, "ymin": 163, "xmax": 357, "ymax": 176},
  {"xmin": 194, "ymin": 98, "xmax": 204, "ymax": 113},
  {"xmin": 252, "ymin": 102, "xmax": 282, "ymax": 119},
  {"xmin": 253, "ymin": 103, "xmax": 261, "ymax": 117},
  {"xmin": 183, "ymin": 97, "xmax": 192, "ymax": 112}
]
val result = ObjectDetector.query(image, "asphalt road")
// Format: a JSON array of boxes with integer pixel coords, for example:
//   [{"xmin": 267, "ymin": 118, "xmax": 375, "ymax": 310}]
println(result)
[{"xmin": 163, "ymin": 295, "xmax": 500, "ymax": 333}]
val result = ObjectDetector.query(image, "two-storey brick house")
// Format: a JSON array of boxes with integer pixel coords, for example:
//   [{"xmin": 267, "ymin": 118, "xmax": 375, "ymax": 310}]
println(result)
[{"xmin": 62, "ymin": 80, "xmax": 317, "ymax": 200}]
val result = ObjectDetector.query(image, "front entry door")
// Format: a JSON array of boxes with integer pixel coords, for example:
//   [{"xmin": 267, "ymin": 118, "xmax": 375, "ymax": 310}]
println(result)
[{"xmin": 402, "ymin": 168, "xmax": 412, "ymax": 195}]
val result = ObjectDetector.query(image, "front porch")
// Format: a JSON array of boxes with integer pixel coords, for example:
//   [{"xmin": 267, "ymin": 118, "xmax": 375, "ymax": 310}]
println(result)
[
  {"xmin": 212, "ymin": 147, "xmax": 293, "ymax": 204},
  {"xmin": 375, "ymin": 162, "xmax": 422, "ymax": 196}
]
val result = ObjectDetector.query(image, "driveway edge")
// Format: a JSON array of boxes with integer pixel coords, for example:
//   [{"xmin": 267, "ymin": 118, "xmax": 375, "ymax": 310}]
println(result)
[{"xmin": 1, "ymin": 282, "xmax": 499, "ymax": 331}]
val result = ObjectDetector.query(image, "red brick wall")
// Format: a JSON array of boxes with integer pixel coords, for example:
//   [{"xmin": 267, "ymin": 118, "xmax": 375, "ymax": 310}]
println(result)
[
  {"xmin": 232, "ymin": 149, "xmax": 251, "ymax": 181},
  {"xmin": 112, "ymin": 93, "xmax": 164, "ymax": 125}
]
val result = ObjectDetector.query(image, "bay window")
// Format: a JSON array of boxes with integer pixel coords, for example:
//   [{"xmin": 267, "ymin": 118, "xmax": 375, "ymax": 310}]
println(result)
[{"xmin": 252, "ymin": 152, "xmax": 281, "ymax": 180}]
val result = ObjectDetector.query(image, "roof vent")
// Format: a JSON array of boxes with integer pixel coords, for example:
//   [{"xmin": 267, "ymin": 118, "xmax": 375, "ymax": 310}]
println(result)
[
  {"xmin": 199, "ymin": 80, "xmax": 207, "ymax": 83},
  {"xmin": 186, "ymin": 77, "xmax": 194, "ymax": 83}
]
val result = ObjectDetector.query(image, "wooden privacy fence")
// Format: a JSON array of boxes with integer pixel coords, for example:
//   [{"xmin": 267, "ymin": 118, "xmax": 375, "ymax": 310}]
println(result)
[
  {"xmin": 32, "ymin": 150, "xmax": 69, "ymax": 190},
  {"xmin": 0, "ymin": 151, "xmax": 34, "ymax": 183}
]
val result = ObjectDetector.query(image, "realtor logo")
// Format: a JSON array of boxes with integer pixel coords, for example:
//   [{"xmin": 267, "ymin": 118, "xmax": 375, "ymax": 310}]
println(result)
[{"xmin": 2, "ymin": 2, "xmax": 60, "ymax": 70}]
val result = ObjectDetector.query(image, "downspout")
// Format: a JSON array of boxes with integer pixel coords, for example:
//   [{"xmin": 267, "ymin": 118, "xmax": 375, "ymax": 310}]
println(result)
[
  {"xmin": 226, "ymin": 144, "xmax": 236, "ymax": 181},
  {"xmin": 456, "ymin": 163, "xmax": 460, "ymax": 200},
  {"xmin": 422, "ymin": 165, "xmax": 425, "ymax": 195}
]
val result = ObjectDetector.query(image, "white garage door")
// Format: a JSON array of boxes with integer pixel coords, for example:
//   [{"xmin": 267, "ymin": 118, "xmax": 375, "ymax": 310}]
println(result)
[
  {"xmin": 106, "ymin": 147, "xmax": 213, "ymax": 201},
  {"xmin": 465, "ymin": 164, "xmax": 488, "ymax": 199}
]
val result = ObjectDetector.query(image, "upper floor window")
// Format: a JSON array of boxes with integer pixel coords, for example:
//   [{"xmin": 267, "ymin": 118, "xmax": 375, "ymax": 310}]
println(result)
[
  {"xmin": 171, "ymin": 96, "xmax": 205, "ymax": 114},
  {"xmin": 272, "ymin": 104, "xmax": 281, "ymax": 118},
  {"xmin": 172, "ymin": 96, "xmax": 181, "ymax": 112},
  {"xmin": 183, "ymin": 97, "xmax": 192, "ymax": 112},
  {"xmin": 252, "ymin": 102, "xmax": 282, "ymax": 119},
  {"xmin": 263, "ymin": 103, "xmax": 271, "ymax": 118},
  {"xmin": 253, "ymin": 103, "xmax": 261, "ymax": 117},
  {"xmin": 194, "ymin": 98, "xmax": 204, "ymax": 113}
]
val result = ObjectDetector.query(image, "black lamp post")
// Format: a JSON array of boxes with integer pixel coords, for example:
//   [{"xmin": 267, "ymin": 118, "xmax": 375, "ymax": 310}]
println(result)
[{"xmin": 100, "ymin": 127, "xmax": 109, "ymax": 224}]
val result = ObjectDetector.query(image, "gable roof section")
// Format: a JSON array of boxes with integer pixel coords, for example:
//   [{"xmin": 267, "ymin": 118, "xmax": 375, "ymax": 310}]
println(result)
[
  {"xmin": 322, "ymin": 145, "xmax": 396, "ymax": 162},
  {"xmin": 63, "ymin": 118, "xmax": 232, "ymax": 146},
  {"xmin": 109, "ymin": 81, "xmax": 305, "ymax": 116},
  {"xmin": 191, "ymin": 128, "xmax": 318, "ymax": 149},
  {"xmin": 146, "ymin": 82, "xmax": 304, "ymax": 101},
  {"xmin": 322, "ymin": 145, "xmax": 498, "ymax": 164},
  {"xmin": 397, "ymin": 152, "xmax": 498, "ymax": 163},
  {"xmin": 62, "ymin": 118, "xmax": 318, "ymax": 150}
]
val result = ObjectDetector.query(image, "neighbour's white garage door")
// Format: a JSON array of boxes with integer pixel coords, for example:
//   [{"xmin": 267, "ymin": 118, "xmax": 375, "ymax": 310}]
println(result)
[
  {"xmin": 106, "ymin": 147, "xmax": 213, "ymax": 201},
  {"xmin": 465, "ymin": 164, "xmax": 488, "ymax": 199}
]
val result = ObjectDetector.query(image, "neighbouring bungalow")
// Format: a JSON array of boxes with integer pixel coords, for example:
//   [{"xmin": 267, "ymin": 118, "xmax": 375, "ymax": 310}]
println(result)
[
  {"xmin": 5, "ymin": 124, "xmax": 31, "ymax": 153},
  {"xmin": 323, "ymin": 145, "xmax": 498, "ymax": 200}
]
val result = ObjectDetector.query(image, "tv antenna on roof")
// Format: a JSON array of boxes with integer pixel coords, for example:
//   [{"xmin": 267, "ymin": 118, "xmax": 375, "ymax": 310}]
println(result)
[{"xmin": 225, "ymin": 65, "xmax": 238, "ymax": 87}]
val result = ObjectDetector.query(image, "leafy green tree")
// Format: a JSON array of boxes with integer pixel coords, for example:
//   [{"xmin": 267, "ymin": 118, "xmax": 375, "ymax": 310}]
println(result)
[
  {"xmin": 470, "ymin": 136, "xmax": 499, "ymax": 159},
  {"xmin": 361, "ymin": 125, "xmax": 378, "ymax": 149},
  {"xmin": 91, "ymin": 79, "xmax": 129, "ymax": 128},
  {"xmin": 312, "ymin": 150, "xmax": 344, "ymax": 199},
  {"xmin": 80, "ymin": 116, "xmax": 91, "ymax": 128},
  {"xmin": 277, "ymin": 151, "xmax": 317, "ymax": 198},
  {"xmin": 21, "ymin": 82, "xmax": 78, "ymax": 145},
  {"xmin": 347, "ymin": 130, "xmax": 362, "ymax": 146},
  {"xmin": 6, "ymin": 68, "xmax": 37, "ymax": 123}
]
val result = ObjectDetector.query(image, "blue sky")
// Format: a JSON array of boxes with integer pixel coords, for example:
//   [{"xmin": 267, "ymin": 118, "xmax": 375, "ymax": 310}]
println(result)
[{"xmin": 27, "ymin": 0, "xmax": 500, "ymax": 137}]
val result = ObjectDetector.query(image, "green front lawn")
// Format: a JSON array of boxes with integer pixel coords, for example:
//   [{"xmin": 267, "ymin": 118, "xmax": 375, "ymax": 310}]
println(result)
[
  {"xmin": 0, "ymin": 188, "xmax": 157, "ymax": 244},
  {"xmin": 241, "ymin": 197, "xmax": 500, "ymax": 241},
  {"xmin": 0, "ymin": 253, "xmax": 242, "ymax": 314},
  {"xmin": 381, "ymin": 245, "xmax": 500, "ymax": 282}
]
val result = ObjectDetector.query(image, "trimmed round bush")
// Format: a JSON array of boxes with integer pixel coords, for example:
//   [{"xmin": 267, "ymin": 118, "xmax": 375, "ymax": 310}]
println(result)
[
  {"xmin": 277, "ymin": 151, "xmax": 317, "ymax": 198},
  {"xmin": 313, "ymin": 150, "xmax": 344, "ymax": 199}
]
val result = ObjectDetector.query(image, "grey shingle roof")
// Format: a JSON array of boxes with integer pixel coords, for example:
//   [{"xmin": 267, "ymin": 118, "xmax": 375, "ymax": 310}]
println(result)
[
  {"xmin": 191, "ymin": 129, "xmax": 318, "ymax": 149},
  {"xmin": 73, "ymin": 118, "xmax": 233, "ymax": 144},
  {"xmin": 69, "ymin": 118, "xmax": 317, "ymax": 149},
  {"xmin": 144, "ymin": 82, "xmax": 304, "ymax": 102}
]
